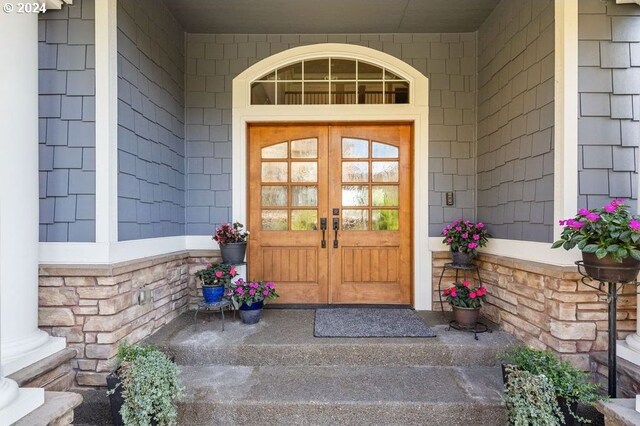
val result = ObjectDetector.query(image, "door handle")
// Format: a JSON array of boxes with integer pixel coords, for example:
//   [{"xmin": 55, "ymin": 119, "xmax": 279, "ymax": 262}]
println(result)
[
  {"xmin": 332, "ymin": 218, "xmax": 339, "ymax": 248},
  {"xmin": 320, "ymin": 218, "xmax": 327, "ymax": 248}
]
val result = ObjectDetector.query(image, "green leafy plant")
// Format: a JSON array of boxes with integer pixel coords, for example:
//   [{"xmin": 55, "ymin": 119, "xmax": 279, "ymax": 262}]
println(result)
[
  {"xmin": 501, "ymin": 346, "xmax": 602, "ymax": 423},
  {"xmin": 503, "ymin": 367, "xmax": 564, "ymax": 426},
  {"xmin": 442, "ymin": 279, "xmax": 487, "ymax": 309},
  {"xmin": 109, "ymin": 342, "xmax": 184, "ymax": 426},
  {"xmin": 195, "ymin": 263, "xmax": 239, "ymax": 287},
  {"xmin": 441, "ymin": 218, "xmax": 490, "ymax": 254},
  {"xmin": 552, "ymin": 199, "xmax": 640, "ymax": 262}
]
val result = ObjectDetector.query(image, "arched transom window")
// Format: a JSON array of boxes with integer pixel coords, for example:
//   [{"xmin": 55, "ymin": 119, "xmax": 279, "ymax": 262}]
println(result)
[{"xmin": 250, "ymin": 58, "xmax": 410, "ymax": 105}]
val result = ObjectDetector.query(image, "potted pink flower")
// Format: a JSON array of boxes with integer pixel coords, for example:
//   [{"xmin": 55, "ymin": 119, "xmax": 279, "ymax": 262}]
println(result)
[
  {"xmin": 442, "ymin": 279, "xmax": 488, "ymax": 327},
  {"xmin": 552, "ymin": 199, "xmax": 640, "ymax": 282},
  {"xmin": 195, "ymin": 263, "xmax": 238, "ymax": 303},
  {"xmin": 441, "ymin": 219, "xmax": 490, "ymax": 266},
  {"xmin": 226, "ymin": 279, "xmax": 279, "ymax": 324}
]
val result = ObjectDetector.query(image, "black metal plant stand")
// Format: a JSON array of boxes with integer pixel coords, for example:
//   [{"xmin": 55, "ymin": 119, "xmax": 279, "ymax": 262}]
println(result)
[
  {"xmin": 575, "ymin": 261, "xmax": 640, "ymax": 398},
  {"xmin": 447, "ymin": 319, "xmax": 491, "ymax": 340}
]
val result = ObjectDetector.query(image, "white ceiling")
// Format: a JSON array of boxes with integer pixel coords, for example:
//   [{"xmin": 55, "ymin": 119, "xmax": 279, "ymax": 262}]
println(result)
[{"xmin": 162, "ymin": 0, "xmax": 501, "ymax": 34}]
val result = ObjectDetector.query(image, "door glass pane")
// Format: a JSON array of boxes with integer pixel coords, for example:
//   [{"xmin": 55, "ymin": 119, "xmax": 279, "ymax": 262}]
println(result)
[
  {"xmin": 261, "ymin": 162, "xmax": 288, "ymax": 182},
  {"xmin": 278, "ymin": 62, "xmax": 303, "ymax": 80},
  {"xmin": 343, "ymin": 209, "xmax": 368, "ymax": 230},
  {"xmin": 372, "ymin": 142, "xmax": 399, "ymax": 158},
  {"xmin": 359, "ymin": 61, "xmax": 383, "ymax": 80},
  {"xmin": 342, "ymin": 185, "xmax": 369, "ymax": 206},
  {"xmin": 291, "ymin": 186, "xmax": 318, "ymax": 206},
  {"xmin": 261, "ymin": 142, "xmax": 288, "ymax": 159},
  {"xmin": 342, "ymin": 138, "xmax": 368, "ymax": 158},
  {"xmin": 262, "ymin": 210, "xmax": 288, "ymax": 230},
  {"xmin": 291, "ymin": 210, "xmax": 318, "ymax": 230},
  {"xmin": 304, "ymin": 59, "xmax": 329, "ymax": 80},
  {"xmin": 304, "ymin": 82, "xmax": 329, "ymax": 104},
  {"xmin": 372, "ymin": 186, "xmax": 399, "ymax": 206},
  {"xmin": 358, "ymin": 82, "xmax": 383, "ymax": 104},
  {"xmin": 257, "ymin": 71, "xmax": 276, "ymax": 81},
  {"xmin": 261, "ymin": 186, "xmax": 288, "ymax": 207},
  {"xmin": 342, "ymin": 162, "xmax": 369, "ymax": 182},
  {"xmin": 372, "ymin": 161, "xmax": 399, "ymax": 182},
  {"xmin": 279, "ymin": 81, "xmax": 303, "ymax": 105},
  {"xmin": 291, "ymin": 162, "xmax": 317, "ymax": 182},
  {"xmin": 385, "ymin": 69, "xmax": 403, "ymax": 80},
  {"xmin": 372, "ymin": 210, "xmax": 399, "ymax": 230},
  {"xmin": 291, "ymin": 138, "xmax": 317, "ymax": 158},
  {"xmin": 251, "ymin": 82, "xmax": 276, "ymax": 105}
]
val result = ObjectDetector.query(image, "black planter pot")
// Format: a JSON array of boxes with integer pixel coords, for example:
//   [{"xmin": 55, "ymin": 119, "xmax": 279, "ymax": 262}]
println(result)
[
  {"xmin": 220, "ymin": 242, "xmax": 247, "ymax": 264},
  {"xmin": 450, "ymin": 249, "xmax": 476, "ymax": 266},
  {"xmin": 501, "ymin": 363, "xmax": 579, "ymax": 426},
  {"xmin": 582, "ymin": 252, "xmax": 640, "ymax": 283}
]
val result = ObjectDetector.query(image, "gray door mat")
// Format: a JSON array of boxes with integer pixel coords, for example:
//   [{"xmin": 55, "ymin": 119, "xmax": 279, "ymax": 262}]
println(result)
[{"xmin": 314, "ymin": 308, "xmax": 437, "ymax": 338}]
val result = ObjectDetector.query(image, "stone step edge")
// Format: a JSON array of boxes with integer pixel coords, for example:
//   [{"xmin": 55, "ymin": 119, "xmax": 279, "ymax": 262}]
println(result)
[{"xmin": 14, "ymin": 391, "xmax": 83, "ymax": 426}]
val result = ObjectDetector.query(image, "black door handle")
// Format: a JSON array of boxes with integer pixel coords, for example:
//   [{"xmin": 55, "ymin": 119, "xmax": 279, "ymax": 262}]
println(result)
[
  {"xmin": 332, "ymin": 218, "xmax": 339, "ymax": 248},
  {"xmin": 320, "ymin": 218, "xmax": 327, "ymax": 248}
]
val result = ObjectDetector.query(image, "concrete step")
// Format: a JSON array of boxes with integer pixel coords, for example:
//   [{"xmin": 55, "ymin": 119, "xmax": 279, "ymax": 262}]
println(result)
[
  {"xmin": 177, "ymin": 365, "xmax": 506, "ymax": 425},
  {"xmin": 146, "ymin": 310, "xmax": 516, "ymax": 367},
  {"xmin": 15, "ymin": 391, "xmax": 83, "ymax": 426}
]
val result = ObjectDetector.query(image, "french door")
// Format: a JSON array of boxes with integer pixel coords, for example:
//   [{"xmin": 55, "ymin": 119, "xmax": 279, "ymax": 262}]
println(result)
[{"xmin": 248, "ymin": 124, "xmax": 412, "ymax": 304}]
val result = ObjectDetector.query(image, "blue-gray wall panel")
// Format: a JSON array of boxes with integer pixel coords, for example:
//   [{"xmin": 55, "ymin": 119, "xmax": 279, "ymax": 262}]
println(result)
[
  {"xmin": 116, "ymin": 0, "xmax": 186, "ymax": 241},
  {"xmin": 476, "ymin": 0, "xmax": 555, "ymax": 242},
  {"xmin": 578, "ymin": 0, "xmax": 640, "ymax": 211},
  {"xmin": 38, "ymin": 0, "xmax": 95, "ymax": 242}
]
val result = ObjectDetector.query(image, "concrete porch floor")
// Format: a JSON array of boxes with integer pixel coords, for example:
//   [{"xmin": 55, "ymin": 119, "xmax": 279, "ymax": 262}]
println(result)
[{"xmin": 73, "ymin": 309, "xmax": 604, "ymax": 425}]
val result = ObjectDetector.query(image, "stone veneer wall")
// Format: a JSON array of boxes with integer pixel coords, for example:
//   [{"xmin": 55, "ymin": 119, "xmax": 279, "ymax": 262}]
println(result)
[
  {"xmin": 38, "ymin": 251, "xmax": 218, "ymax": 386},
  {"xmin": 432, "ymin": 251, "xmax": 637, "ymax": 368}
]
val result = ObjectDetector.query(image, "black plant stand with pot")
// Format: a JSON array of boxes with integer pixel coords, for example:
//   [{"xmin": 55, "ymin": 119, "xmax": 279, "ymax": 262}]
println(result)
[
  {"xmin": 575, "ymin": 260, "xmax": 640, "ymax": 398},
  {"xmin": 439, "ymin": 262, "xmax": 491, "ymax": 340}
]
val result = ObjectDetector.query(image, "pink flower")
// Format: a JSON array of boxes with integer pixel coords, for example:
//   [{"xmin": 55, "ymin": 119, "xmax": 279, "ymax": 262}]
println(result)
[
  {"xmin": 442, "ymin": 228, "xmax": 448, "ymax": 235},
  {"xmin": 266, "ymin": 282, "xmax": 275, "ymax": 289},
  {"xmin": 230, "ymin": 267, "xmax": 236, "ymax": 276},
  {"xmin": 476, "ymin": 222, "xmax": 485, "ymax": 228},
  {"xmin": 559, "ymin": 219, "xmax": 567, "ymax": 226},
  {"xmin": 443, "ymin": 288, "xmax": 451, "ymax": 296},
  {"xmin": 586, "ymin": 212, "xmax": 600, "ymax": 221},
  {"xmin": 462, "ymin": 280, "xmax": 470, "ymax": 288},
  {"xmin": 206, "ymin": 263, "xmax": 212, "ymax": 268},
  {"xmin": 215, "ymin": 270, "xmax": 223, "ymax": 278},
  {"xmin": 236, "ymin": 288, "xmax": 244, "ymax": 294},
  {"xmin": 630, "ymin": 220, "xmax": 640, "ymax": 231},
  {"xmin": 450, "ymin": 289, "xmax": 457, "ymax": 297},
  {"xmin": 467, "ymin": 242, "xmax": 478, "ymax": 249},
  {"xmin": 567, "ymin": 219, "xmax": 584, "ymax": 230},
  {"xmin": 473, "ymin": 234, "xmax": 480, "ymax": 241},
  {"xmin": 262, "ymin": 290, "xmax": 269, "ymax": 296},
  {"xmin": 477, "ymin": 287, "xmax": 486, "ymax": 296},
  {"xmin": 455, "ymin": 226, "xmax": 462, "ymax": 231},
  {"xmin": 462, "ymin": 233, "xmax": 468, "ymax": 239},
  {"xmin": 249, "ymin": 289, "xmax": 256, "ymax": 296},
  {"xmin": 578, "ymin": 208, "xmax": 590, "ymax": 216},
  {"xmin": 250, "ymin": 282, "xmax": 259, "ymax": 289},
  {"xmin": 469, "ymin": 292, "xmax": 477, "ymax": 299},
  {"xmin": 447, "ymin": 238, "xmax": 453, "ymax": 243},
  {"xmin": 605, "ymin": 204, "xmax": 617, "ymax": 213}
]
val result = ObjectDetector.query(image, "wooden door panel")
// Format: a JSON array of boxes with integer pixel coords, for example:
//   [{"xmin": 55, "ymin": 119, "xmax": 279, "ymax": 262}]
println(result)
[{"xmin": 248, "ymin": 123, "xmax": 412, "ymax": 305}]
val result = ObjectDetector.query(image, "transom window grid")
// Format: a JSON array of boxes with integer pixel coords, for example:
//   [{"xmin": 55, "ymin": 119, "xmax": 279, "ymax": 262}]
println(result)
[{"xmin": 250, "ymin": 58, "xmax": 409, "ymax": 106}]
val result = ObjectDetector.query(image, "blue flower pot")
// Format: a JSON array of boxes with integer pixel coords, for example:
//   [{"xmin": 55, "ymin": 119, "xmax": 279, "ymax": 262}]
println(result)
[
  {"xmin": 202, "ymin": 285, "xmax": 225, "ymax": 303},
  {"xmin": 239, "ymin": 300, "xmax": 264, "ymax": 324}
]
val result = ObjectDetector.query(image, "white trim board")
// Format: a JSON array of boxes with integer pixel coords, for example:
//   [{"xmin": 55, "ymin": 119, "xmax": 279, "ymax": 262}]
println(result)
[{"xmin": 232, "ymin": 44, "xmax": 431, "ymax": 310}]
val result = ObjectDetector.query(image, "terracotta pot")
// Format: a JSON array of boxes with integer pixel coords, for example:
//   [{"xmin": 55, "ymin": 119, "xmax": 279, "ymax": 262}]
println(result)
[
  {"xmin": 450, "ymin": 249, "xmax": 476, "ymax": 266},
  {"xmin": 452, "ymin": 306, "xmax": 480, "ymax": 327},
  {"xmin": 582, "ymin": 252, "xmax": 640, "ymax": 283}
]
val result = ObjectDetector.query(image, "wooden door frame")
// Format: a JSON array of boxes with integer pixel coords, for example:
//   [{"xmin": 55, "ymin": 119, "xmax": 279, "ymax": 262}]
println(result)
[{"xmin": 230, "ymin": 44, "xmax": 431, "ymax": 310}]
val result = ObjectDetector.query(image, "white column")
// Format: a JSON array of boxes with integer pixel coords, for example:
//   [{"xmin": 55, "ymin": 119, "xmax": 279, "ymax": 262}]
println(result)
[
  {"xmin": 619, "ymin": 297, "xmax": 640, "ymax": 366},
  {"xmin": 0, "ymin": 2, "xmax": 64, "ymax": 378}
]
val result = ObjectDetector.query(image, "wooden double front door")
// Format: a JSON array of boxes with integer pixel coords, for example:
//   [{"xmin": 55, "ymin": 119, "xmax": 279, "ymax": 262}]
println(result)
[{"xmin": 248, "ymin": 124, "xmax": 412, "ymax": 304}]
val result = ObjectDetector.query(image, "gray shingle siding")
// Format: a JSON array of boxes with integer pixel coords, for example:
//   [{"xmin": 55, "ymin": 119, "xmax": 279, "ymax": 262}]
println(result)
[
  {"xmin": 38, "ymin": 0, "xmax": 95, "ymax": 242},
  {"xmin": 578, "ymin": 0, "xmax": 640, "ymax": 211},
  {"xmin": 116, "ymin": 0, "xmax": 186, "ymax": 241},
  {"xmin": 476, "ymin": 0, "xmax": 555, "ymax": 242},
  {"xmin": 185, "ymin": 33, "xmax": 477, "ymax": 237}
]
